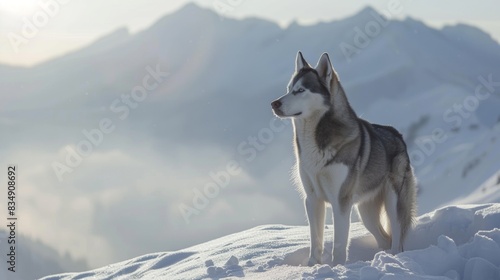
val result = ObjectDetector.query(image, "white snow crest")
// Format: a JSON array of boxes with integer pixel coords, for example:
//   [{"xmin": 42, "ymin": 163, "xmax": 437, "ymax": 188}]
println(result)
[{"xmin": 40, "ymin": 203, "xmax": 500, "ymax": 280}]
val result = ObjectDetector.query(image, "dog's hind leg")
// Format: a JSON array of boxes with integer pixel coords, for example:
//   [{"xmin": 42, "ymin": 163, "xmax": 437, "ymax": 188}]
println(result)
[
  {"xmin": 305, "ymin": 196, "xmax": 326, "ymax": 265},
  {"xmin": 358, "ymin": 192, "xmax": 391, "ymax": 250},
  {"xmin": 384, "ymin": 186, "xmax": 403, "ymax": 253}
]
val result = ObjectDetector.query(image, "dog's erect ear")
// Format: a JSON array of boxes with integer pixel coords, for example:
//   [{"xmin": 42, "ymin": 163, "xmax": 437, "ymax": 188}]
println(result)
[
  {"xmin": 315, "ymin": 53, "xmax": 334, "ymax": 90},
  {"xmin": 295, "ymin": 51, "xmax": 310, "ymax": 71}
]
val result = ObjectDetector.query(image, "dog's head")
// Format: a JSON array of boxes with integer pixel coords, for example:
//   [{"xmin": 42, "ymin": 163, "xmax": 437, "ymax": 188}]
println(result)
[{"xmin": 271, "ymin": 52, "xmax": 339, "ymax": 119}]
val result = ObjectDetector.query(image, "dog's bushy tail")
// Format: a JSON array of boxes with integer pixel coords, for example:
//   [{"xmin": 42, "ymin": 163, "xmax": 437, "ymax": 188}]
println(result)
[{"xmin": 393, "ymin": 155, "xmax": 418, "ymax": 249}]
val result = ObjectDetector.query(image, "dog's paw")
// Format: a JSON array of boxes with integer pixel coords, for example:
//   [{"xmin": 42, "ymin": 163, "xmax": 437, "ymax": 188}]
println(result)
[
  {"xmin": 332, "ymin": 253, "xmax": 346, "ymax": 266},
  {"xmin": 332, "ymin": 258, "xmax": 345, "ymax": 266},
  {"xmin": 307, "ymin": 257, "xmax": 321, "ymax": 266}
]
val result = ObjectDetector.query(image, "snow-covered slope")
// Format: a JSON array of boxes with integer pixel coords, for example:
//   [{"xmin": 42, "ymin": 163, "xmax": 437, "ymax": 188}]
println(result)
[
  {"xmin": 448, "ymin": 170, "xmax": 500, "ymax": 206},
  {"xmin": 41, "ymin": 203, "xmax": 500, "ymax": 280}
]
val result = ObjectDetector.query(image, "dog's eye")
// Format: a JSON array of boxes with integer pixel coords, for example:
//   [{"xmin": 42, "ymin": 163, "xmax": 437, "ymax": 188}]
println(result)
[{"xmin": 292, "ymin": 88, "xmax": 305, "ymax": 95}]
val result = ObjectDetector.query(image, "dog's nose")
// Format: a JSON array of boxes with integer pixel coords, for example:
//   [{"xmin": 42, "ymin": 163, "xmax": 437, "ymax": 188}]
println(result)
[{"xmin": 271, "ymin": 100, "xmax": 282, "ymax": 109}]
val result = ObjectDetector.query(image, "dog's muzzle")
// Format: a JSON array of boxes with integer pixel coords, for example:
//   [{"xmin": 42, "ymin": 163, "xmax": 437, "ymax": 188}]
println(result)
[{"xmin": 271, "ymin": 100, "xmax": 284, "ymax": 116}]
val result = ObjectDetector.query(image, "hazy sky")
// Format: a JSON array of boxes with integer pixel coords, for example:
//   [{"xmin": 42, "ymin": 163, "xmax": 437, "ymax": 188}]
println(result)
[{"xmin": 0, "ymin": 0, "xmax": 499, "ymax": 66}]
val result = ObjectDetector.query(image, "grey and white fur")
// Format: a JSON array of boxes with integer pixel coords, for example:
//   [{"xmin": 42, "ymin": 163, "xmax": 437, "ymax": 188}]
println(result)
[{"xmin": 271, "ymin": 52, "xmax": 417, "ymax": 266}]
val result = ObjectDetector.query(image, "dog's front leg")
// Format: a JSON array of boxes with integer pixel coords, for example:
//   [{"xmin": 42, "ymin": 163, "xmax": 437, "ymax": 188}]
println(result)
[
  {"xmin": 332, "ymin": 202, "xmax": 352, "ymax": 265},
  {"xmin": 305, "ymin": 196, "xmax": 325, "ymax": 266}
]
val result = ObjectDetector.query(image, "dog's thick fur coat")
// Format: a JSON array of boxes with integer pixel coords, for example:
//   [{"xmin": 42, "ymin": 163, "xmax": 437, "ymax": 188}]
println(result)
[{"xmin": 271, "ymin": 52, "xmax": 417, "ymax": 265}]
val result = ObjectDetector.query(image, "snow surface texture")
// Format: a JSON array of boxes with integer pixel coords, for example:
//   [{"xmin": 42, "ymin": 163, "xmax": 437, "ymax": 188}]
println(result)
[
  {"xmin": 42, "ymin": 203, "xmax": 500, "ymax": 280},
  {"xmin": 449, "ymin": 170, "xmax": 500, "ymax": 206}
]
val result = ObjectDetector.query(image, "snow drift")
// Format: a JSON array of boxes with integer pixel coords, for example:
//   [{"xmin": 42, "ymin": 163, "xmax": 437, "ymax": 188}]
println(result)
[{"xmin": 41, "ymin": 203, "xmax": 500, "ymax": 280}]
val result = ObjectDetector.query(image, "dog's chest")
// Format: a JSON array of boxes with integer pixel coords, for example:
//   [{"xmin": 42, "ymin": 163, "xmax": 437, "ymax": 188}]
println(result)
[
  {"xmin": 294, "ymin": 122, "xmax": 335, "ymax": 172},
  {"xmin": 294, "ymin": 119, "xmax": 348, "ymax": 197},
  {"xmin": 297, "ymin": 137, "xmax": 332, "ymax": 173},
  {"xmin": 297, "ymin": 141, "xmax": 349, "ymax": 198}
]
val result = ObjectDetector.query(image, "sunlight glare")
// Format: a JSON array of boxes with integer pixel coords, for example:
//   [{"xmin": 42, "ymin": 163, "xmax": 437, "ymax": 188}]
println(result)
[{"xmin": 0, "ymin": 0, "xmax": 39, "ymax": 16}]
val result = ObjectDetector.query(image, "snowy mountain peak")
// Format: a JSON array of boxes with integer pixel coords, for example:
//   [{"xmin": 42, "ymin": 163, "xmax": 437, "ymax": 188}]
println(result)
[
  {"xmin": 354, "ymin": 6, "xmax": 383, "ymax": 20},
  {"xmin": 333, "ymin": 5, "xmax": 387, "ymax": 29},
  {"xmin": 176, "ymin": 2, "xmax": 210, "ymax": 14},
  {"xmin": 151, "ymin": 2, "xmax": 219, "ymax": 30}
]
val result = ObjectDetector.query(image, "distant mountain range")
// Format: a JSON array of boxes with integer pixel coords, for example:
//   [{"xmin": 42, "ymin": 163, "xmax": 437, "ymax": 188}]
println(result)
[
  {"xmin": 0, "ymin": 230, "xmax": 87, "ymax": 280},
  {"xmin": 1, "ymin": 3, "xmax": 499, "ymax": 273}
]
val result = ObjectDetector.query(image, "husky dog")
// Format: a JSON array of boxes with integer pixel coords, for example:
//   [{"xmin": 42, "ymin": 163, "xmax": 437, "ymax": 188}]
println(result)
[{"xmin": 271, "ymin": 52, "xmax": 417, "ymax": 266}]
